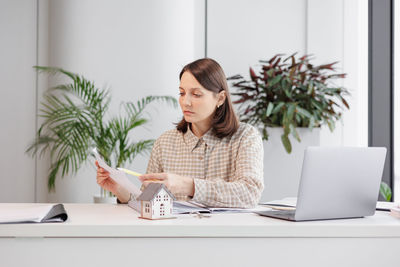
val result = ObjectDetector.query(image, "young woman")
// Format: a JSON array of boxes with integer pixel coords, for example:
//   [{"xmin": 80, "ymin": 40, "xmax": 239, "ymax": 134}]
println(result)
[{"xmin": 96, "ymin": 58, "xmax": 264, "ymax": 208}]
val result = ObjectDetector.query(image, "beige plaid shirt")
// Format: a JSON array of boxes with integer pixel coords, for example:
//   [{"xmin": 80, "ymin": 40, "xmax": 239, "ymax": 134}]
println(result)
[{"xmin": 146, "ymin": 122, "xmax": 264, "ymax": 208}]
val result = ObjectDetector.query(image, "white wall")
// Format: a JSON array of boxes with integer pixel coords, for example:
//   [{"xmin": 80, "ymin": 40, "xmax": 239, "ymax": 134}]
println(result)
[
  {"xmin": 0, "ymin": 0, "xmax": 37, "ymax": 202},
  {"xmin": 208, "ymin": 0, "xmax": 307, "ymax": 81},
  {"xmin": 343, "ymin": 0, "xmax": 368, "ymax": 147},
  {"xmin": 1, "ymin": 0, "xmax": 368, "ymax": 203},
  {"xmin": 36, "ymin": 0, "xmax": 51, "ymax": 203}
]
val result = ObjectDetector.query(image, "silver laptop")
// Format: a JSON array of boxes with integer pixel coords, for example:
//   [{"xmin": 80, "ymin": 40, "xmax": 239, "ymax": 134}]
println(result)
[{"xmin": 256, "ymin": 147, "xmax": 387, "ymax": 221}]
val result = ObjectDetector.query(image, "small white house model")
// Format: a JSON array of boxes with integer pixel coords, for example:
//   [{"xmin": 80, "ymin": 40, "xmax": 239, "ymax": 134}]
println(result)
[{"xmin": 137, "ymin": 183, "xmax": 176, "ymax": 220}]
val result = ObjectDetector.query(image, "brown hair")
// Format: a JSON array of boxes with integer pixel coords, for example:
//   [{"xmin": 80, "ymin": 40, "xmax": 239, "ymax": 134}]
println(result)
[{"xmin": 176, "ymin": 58, "xmax": 239, "ymax": 138}]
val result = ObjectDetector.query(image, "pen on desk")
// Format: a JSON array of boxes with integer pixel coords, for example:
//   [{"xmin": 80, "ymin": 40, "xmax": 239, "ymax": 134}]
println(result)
[{"xmin": 117, "ymin": 168, "xmax": 142, "ymax": 177}]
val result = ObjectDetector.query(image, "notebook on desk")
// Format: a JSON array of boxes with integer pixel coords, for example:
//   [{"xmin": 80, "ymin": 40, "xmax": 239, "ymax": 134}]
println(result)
[
  {"xmin": 0, "ymin": 203, "xmax": 68, "ymax": 224},
  {"xmin": 255, "ymin": 147, "xmax": 387, "ymax": 221}
]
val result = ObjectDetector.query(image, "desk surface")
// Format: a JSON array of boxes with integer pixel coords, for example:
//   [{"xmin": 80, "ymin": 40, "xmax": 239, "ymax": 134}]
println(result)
[{"xmin": 1, "ymin": 203, "xmax": 400, "ymax": 238}]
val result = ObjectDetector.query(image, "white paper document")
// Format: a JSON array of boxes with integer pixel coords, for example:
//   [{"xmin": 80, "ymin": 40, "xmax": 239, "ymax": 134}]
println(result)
[{"xmin": 93, "ymin": 148, "xmax": 141, "ymax": 198}]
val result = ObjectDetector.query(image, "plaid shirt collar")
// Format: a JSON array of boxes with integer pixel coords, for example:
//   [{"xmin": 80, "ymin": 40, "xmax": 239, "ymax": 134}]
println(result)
[{"xmin": 184, "ymin": 124, "xmax": 220, "ymax": 151}]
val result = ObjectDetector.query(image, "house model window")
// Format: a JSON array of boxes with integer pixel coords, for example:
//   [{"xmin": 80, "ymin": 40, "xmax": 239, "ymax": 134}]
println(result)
[{"xmin": 137, "ymin": 183, "xmax": 176, "ymax": 220}]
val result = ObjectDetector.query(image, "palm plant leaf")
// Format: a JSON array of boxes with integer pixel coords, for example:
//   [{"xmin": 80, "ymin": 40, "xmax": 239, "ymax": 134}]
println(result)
[
  {"xmin": 26, "ymin": 135, "xmax": 56, "ymax": 157},
  {"xmin": 34, "ymin": 66, "xmax": 109, "ymax": 110}
]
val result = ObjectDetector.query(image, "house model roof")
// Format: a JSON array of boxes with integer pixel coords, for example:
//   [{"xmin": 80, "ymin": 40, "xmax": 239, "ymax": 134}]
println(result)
[{"xmin": 137, "ymin": 183, "xmax": 176, "ymax": 201}]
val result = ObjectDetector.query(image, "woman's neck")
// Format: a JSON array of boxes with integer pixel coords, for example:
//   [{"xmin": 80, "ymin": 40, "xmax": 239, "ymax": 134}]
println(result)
[{"xmin": 190, "ymin": 121, "xmax": 211, "ymax": 138}]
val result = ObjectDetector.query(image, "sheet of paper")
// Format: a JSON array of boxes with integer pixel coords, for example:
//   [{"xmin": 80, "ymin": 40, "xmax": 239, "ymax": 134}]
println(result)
[{"xmin": 93, "ymin": 148, "xmax": 141, "ymax": 197}]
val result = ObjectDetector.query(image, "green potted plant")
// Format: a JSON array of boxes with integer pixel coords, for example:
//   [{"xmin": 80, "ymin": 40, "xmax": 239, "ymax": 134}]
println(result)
[
  {"xmin": 229, "ymin": 53, "xmax": 390, "ymax": 202},
  {"xmin": 228, "ymin": 53, "xmax": 349, "ymax": 153},
  {"xmin": 27, "ymin": 66, "xmax": 177, "ymax": 202}
]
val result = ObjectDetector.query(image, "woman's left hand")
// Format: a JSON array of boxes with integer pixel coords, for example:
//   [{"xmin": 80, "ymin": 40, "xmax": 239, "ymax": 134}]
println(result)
[{"xmin": 138, "ymin": 173, "xmax": 194, "ymax": 197}]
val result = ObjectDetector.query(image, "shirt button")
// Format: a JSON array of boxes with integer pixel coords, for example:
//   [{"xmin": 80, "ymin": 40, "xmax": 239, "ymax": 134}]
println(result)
[{"xmin": 199, "ymin": 156, "xmax": 204, "ymax": 160}]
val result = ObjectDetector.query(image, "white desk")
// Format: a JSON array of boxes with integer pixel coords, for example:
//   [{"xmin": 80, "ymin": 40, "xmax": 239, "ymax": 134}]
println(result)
[{"xmin": 1, "ymin": 204, "xmax": 400, "ymax": 267}]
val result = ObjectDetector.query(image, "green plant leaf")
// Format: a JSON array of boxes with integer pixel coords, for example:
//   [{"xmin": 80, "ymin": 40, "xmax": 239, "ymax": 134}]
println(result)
[
  {"xmin": 296, "ymin": 106, "xmax": 312, "ymax": 118},
  {"xmin": 307, "ymin": 81, "xmax": 314, "ymax": 94},
  {"xmin": 309, "ymin": 116, "xmax": 315, "ymax": 129},
  {"xmin": 266, "ymin": 102, "xmax": 274, "ymax": 117},
  {"xmin": 283, "ymin": 88, "xmax": 292, "ymax": 98},
  {"xmin": 289, "ymin": 124, "xmax": 301, "ymax": 142},
  {"xmin": 327, "ymin": 119, "xmax": 335, "ymax": 131},
  {"xmin": 281, "ymin": 133, "xmax": 292, "ymax": 154},
  {"xmin": 282, "ymin": 111, "xmax": 290, "ymax": 135},
  {"xmin": 269, "ymin": 75, "xmax": 282, "ymax": 87},
  {"xmin": 262, "ymin": 127, "xmax": 269, "ymax": 140},
  {"xmin": 287, "ymin": 103, "xmax": 296, "ymax": 121},
  {"xmin": 272, "ymin": 102, "xmax": 285, "ymax": 114},
  {"xmin": 380, "ymin": 182, "xmax": 392, "ymax": 201}
]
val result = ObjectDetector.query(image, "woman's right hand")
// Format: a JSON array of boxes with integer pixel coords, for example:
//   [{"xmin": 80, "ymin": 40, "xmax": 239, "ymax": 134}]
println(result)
[{"xmin": 95, "ymin": 161, "xmax": 130, "ymax": 202}]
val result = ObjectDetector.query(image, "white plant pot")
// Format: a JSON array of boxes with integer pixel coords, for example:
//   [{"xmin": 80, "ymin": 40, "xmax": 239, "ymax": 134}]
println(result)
[
  {"xmin": 93, "ymin": 195, "xmax": 117, "ymax": 204},
  {"xmin": 261, "ymin": 127, "xmax": 320, "ymax": 202}
]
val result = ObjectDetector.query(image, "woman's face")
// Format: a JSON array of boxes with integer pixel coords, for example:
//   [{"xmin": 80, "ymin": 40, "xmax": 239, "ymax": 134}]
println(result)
[{"xmin": 179, "ymin": 71, "xmax": 224, "ymax": 126}]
